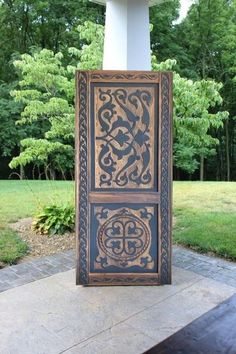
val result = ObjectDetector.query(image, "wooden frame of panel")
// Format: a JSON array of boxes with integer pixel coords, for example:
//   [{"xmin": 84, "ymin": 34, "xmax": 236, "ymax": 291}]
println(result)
[{"xmin": 75, "ymin": 70, "xmax": 173, "ymax": 286}]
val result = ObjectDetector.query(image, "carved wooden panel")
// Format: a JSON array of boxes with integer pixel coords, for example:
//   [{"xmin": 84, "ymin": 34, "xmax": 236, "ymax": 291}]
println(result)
[
  {"xmin": 91, "ymin": 84, "xmax": 157, "ymax": 190},
  {"xmin": 90, "ymin": 204, "xmax": 157, "ymax": 272},
  {"xmin": 76, "ymin": 70, "xmax": 172, "ymax": 286}
]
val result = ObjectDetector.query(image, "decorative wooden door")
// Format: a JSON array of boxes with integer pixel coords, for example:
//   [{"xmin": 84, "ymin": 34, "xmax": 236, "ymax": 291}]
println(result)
[{"xmin": 76, "ymin": 71, "xmax": 172, "ymax": 286}]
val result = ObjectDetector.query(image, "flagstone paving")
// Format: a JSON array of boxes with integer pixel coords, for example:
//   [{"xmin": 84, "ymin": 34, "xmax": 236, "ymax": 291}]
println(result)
[
  {"xmin": 0, "ymin": 250, "xmax": 75, "ymax": 292},
  {"xmin": 0, "ymin": 246, "xmax": 236, "ymax": 293},
  {"xmin": 0, "ymin": 247, "xmax": 235, "ymax": 353},
  {"xmin": 0, "ymin": 265, "xmax": 235, "ymax": 354}
]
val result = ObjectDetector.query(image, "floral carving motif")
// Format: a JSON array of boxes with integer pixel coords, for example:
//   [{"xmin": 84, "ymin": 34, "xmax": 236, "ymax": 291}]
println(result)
[
  {"xmin": 94, "ymin": 86, "xmax": 155, "ymax": 189},
  {"xmin": 76, "ymin": 71, "xmax": 172, "ymax": 286}
]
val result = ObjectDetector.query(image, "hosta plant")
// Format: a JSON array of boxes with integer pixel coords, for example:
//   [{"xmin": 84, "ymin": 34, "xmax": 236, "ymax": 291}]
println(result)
[{"xmin": 32, "ymin": 204, "xmax": 75, "ymax": 235}]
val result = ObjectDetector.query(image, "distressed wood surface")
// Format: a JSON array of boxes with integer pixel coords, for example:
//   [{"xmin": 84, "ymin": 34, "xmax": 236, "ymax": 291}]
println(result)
[{"xmin": 75, "ymin": 70, "xmax": 173, "ymax": 286}]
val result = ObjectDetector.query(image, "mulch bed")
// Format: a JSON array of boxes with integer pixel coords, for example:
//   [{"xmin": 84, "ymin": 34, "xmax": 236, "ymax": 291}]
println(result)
[{"xmin": 10, "ymin": 218, "xmax": 75, "ymax": 263}]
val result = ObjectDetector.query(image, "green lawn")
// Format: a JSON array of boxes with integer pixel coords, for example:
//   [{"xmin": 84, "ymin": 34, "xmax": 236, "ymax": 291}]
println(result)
[
  {"xmin": 0, "ymin": 180, "xmax": 235, "ymax": 264},
  {"xmin": 0, "ymin": 180, "xmax": 74, "ymax": 264},
  {"xmin": 0, "ymin": 228, "xmax": 28, "ymax": 264},
  {"xmin": 173, "ymin": 182, "xmax": 236, "ymax": 261},
  {"xmin": 0, "ymin": 180, "xmax": 74, "ymax": 224}
]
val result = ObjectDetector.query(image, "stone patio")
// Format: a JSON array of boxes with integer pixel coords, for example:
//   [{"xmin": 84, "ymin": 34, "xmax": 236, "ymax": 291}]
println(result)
[
  {"xmin": 1, "ymin": 246, "xmax": 236, "ymax": 293},
  {"xmin": 0, "ymin": 247, "xmax": 235, "ymax": 354}
]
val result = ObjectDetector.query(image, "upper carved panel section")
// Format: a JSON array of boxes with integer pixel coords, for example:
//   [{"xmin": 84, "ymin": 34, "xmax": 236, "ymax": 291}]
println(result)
[
  {"xmin": 90, "ymin": 72, "xmax": 160, "ymax": 81},
  {"xmin": 91, "ymin": 84, "xmax": 158, "ymax": 190}
]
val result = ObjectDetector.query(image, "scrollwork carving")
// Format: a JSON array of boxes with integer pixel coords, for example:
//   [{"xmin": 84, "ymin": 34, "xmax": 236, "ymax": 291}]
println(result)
[{"xmin": 94, "ymin": 86, "xmax": 155, "ymax": 189}]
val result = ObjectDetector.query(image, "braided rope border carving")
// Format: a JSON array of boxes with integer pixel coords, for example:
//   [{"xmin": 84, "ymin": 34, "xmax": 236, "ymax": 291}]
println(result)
[
  {"xmin": 91, "ymin": 73, "xmax": 160, "ymax": 81},
  {"xmin": 91, "ymin": 276, "xmax": 160, "ymax": 285},
  {"xmin": 76, "ymin": 71, "xmax": 171, "ymax": 286},
  {"xmin": 160, "ymin": 73, "xmax": 171, "ymax": 284},
  {"xmin": 78, "ymin": 72, "xmax": 89, "ymax": 285}
]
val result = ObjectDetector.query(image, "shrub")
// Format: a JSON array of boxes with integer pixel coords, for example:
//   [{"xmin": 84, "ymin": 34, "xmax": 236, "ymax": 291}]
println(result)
[{"xmin": 32, "ymin": 204, "xmax": 75, "ymax": 235}]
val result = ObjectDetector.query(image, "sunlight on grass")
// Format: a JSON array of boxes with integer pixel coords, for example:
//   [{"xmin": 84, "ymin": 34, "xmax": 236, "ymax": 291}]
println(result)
[
  {"xmin": 0, "ymin": 180, "xmax": 74, "ymax": 264},
  {"xmin": 173, "ymin": 182, "xmax": 236, "ymax": 213},
  {"xmin": 173, "ymin": 182, "xmax": 236, "ymax": 260},
  {"xmin": 0, "ymin": 180, "xmax": 235, "ymax": 263},
  {"xmin": 0, "ymin": 180, "xmax": 74, "ymax": 224},
  {"xmin": 0, "ymin": 227, "xmax": 28, "ymax": 265}
]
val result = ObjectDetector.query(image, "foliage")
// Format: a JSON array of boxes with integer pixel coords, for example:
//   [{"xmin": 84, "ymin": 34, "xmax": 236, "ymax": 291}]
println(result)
[
  {"xmin": 176, "ymin": 0, "xmax": 236, "ymax": 80},
  {"xmin": 0, "ymin": 179, "xmax": 74, "ymax": 265},
  {"xmin": 32, "ymin": 204, "xmax": 75, "ymax": 235},
  {"xmin": 9, "ymin": 21, "xmax": 104, "ymax": 178},
  {"xmin": 0, "ymin": 227, "xmax": 28, "ymax": 265},
  {"xmin": 174, "ymin": 0, "xmax": 236, "ymax": 180},
  {"xmin": 0, "ymin": 0, "xmax": 235, "ymax": 180},
  {"xmin": 0, "ymin": 0, "xmax": 105, "ymax": 82},
  {"xmin": 76, "ymin": 21, "xmax": 104, "ymax": 70},
  {"xmin": 10, "ymin": 139, "xmax": 74, "ymax": 179},
  {"xmin": 153, "ymin": 59, "xmax": 228, "ymax": 173},
  {"xmin": 0, "ymin": 83, "xmax": 23, "ymax": 158},
  {"xmin": 10, "ymin": 20, "xmax": 228, "ymax": 177},
  {"xmin": 150, "ymin": 0, "xmax": 181, "ymax": 62},
  {"xmin": 0, "ymin": 0, "xmax": 104, "ymax": 177},
  {"xmin": 9, "ymin": 48, "xmax": 75, "ymax": 177}
]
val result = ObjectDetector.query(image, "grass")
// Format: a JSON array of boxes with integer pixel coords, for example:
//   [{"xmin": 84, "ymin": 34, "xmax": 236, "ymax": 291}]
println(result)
[
  {"xmin": 0, "ymin": 180, "xmax": 74, "ymax": 265},
  {"xmin": 173, "ymin": 182, "xmax": 236, "ymax": 261},
  {"xmin": 0, "ymin": 180, "xmax": 235, "ymax": 264},
  {"xmin": 0, "ymin": 180, "xmax": 74, "ymax": 224},
  {"xmin": 0, "ymin": 227, "xmax": 28, "ymax": 265}
]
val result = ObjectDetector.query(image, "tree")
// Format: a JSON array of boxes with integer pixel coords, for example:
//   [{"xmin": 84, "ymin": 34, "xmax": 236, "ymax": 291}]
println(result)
[
  {"xmin": 0, "ymin": 0, "xmax": 105, "ymax": 82},
  {"xmin": 9, "ymin": 21, "xmax": 104, "ymax": 179},
  {"xmin": 153, "ymin": 59, "xmax": 228, "ymax": 177},
  {"xmin": 174, "ymin": 0, "xmax": 236, "ymax": 180},
  {"xmin": 150, "ymin": 0, "xmax": 181, "ymax": 62},
  {"xmin": 9, "ymin": 48, "xmax": 74, "ymax": 178},
  {"xmin": 10, "ymin": 21, "xmax": 228, "ymax": 180},
  {"xmin": 0, "ymin": 83, "xmax": 23, "ymax": 159},
  {"xmin": 0, "ymin": 1, "xmax": 105, "ymax": 178}
]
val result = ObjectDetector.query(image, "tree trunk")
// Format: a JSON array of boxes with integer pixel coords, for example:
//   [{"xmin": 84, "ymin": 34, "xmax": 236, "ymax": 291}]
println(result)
[
  {"xmin": 38, "ymin": 165, "xmax": 41, "ymax": 180},
  {"xmin": 44, "ymin": 165, "xmax": 49, "ymax": 180},
  {"xmin": 20, "ymin": 164, "xmax": 25, "ymax": 180},
  {"xmin": 200, "ymin": 155, "xmax": 204, "ymax": 181},
  {"xmin": 220, "ymin": 139, "xmax": 224, "ymax": 181},
  {"xmin": 225, "ymin": 120, "xmax": 230, "ymax": 181},
  {"xmin": 50, "ymin": 168, "xmax": 55, "ymax": 180}
]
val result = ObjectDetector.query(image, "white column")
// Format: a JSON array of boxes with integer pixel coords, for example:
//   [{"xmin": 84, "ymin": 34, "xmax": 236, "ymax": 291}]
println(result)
[{"xmin": 103, "ymin": 0, "xmax": 151, "ymax": 70}]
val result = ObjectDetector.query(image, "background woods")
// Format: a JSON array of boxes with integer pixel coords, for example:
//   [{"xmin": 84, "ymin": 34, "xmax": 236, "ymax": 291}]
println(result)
[{"xmin": 0, "ymin": 0, "xmax": 235, "ymax": 181}]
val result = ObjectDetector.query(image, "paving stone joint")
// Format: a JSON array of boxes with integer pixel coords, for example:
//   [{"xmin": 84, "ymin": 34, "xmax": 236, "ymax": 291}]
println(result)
[{"xmin": 0, "ymin": 247, "xmax": 235, "ymax": 293}]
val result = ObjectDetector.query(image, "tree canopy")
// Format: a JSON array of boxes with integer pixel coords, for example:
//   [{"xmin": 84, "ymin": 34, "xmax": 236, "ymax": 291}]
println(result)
[{"xmin": 0, "ymin": 0, "xmax": 235, "ymax": 181}]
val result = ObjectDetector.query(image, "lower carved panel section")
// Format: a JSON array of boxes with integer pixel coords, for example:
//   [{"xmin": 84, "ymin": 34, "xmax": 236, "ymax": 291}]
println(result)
[
  {"xmin": 90, "ymin": 204, "xmax": 158, "ymax": 273},
  {"xmin": 88, "ymin": 274, "xmax": 160, "ymax": 286}
]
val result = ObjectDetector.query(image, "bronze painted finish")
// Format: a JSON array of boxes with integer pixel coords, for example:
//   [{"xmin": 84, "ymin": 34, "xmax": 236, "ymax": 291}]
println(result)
[
  {"xmin": 93, "ymin": 85, "xmax": 156, "ymax": 190},
  {"xmin": 75, "ymin": 70, "xmax": 173, "ymax": 286},
  {"xmin": 94, "ymin": 206, "xmax": 155, "ymax": 271}
]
